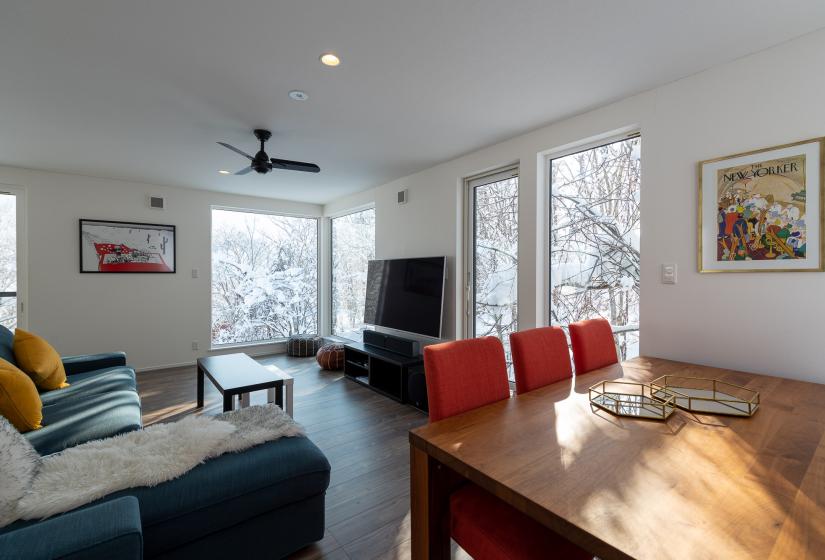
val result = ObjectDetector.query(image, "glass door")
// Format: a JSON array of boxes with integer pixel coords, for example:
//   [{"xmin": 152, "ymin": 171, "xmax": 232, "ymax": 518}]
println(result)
[{"xmin": 465, "ymin": 166, "xmax": 518, "ymax": 377}]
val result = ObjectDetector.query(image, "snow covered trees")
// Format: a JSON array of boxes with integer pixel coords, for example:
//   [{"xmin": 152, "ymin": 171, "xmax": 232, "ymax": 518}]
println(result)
[
  {"xmin": 472, "ymin": 176, "xmax": 519, "ymax": 365},
  {"xmin": 331, "ymin": 208, "xmax": 375, "ymax": 339},
  {"xmin": 550, "ymin": 137, "xmax": 641, "ymax": 358},
  {"xmin": 211, "ymin": 210, "xmax": 318, "ymax": 345},
  {"xmin": 0, "ymin": 195, "xmax": 16, "ymax": 329}
]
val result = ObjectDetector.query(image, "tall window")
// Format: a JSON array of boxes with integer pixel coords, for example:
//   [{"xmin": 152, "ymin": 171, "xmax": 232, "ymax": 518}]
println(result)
[
  {"xmin": 550, "ymin": 136, "xmax": 640, "ymax": 358},
  {"xmin": 211, "ymin": 208, "xmax": 318, "ymax": 346},
  {"xmin": 331, "ymin": 208, "xmax": 375, "ymax": 339},
  {"xmin": 0, "ymin": 194, "xmax": 17, "ymax": 329},
  {"xmin": 466, "ymin": 167, "xmax": 518, "ymax": 375}
]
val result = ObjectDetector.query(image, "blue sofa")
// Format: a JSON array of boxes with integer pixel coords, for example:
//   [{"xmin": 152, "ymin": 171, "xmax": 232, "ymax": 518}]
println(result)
[{"xmin": 0, "ymin": 326, "xmax": 330, "ymax": 559}]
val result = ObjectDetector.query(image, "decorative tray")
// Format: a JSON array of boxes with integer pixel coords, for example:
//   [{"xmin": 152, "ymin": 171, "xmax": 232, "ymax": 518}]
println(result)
[
  {"xmin": 589, "ymin": 380, "xmax": 676, "ymax": 421},
  {"xmin": 649, "ymin": 375, "xmax": 759, "ymax": 417}
]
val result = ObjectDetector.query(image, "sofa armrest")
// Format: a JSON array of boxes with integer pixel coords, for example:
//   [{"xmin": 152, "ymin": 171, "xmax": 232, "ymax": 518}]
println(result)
[
  {"xmin": 0, "ymin": 497, "xmax": 142, "ymax": 560},
  {"xmin": 61, "ymin": 352, "xmax": 127, "ymax": 376}
]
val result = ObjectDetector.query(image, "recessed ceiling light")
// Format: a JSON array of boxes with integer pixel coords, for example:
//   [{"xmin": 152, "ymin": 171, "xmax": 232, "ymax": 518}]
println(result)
[
  {"xmin": 320, "ymin": 53, "xmax": 340, "ymax": 67},
  {"xmin": 218, "ymin": 169, "xmax": 231, "ymax": 175},
  {"xmin": 289, "ymin": 90, "xmax": 309, "ymax": 101}
]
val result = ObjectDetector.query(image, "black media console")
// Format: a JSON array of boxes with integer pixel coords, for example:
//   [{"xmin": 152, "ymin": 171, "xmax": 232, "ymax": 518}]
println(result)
[{"xmin": 344, "ymin": 341, "xmax": 427, "ymax": 412}]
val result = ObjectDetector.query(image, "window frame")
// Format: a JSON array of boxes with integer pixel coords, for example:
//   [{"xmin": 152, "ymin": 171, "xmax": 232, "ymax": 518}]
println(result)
[
  {"xmin": 209, "ymin": 205, "xmax": 321, "ymax": 350},
  {"xmin": 462, "ymin": 164, "xmax": 520, "ymax": 340},
  {"xmin": 328, "ymin": 204, "xmax": 376, "ymax": 340},
  {"xmin": 543, "ymin": 130, "xmax": 641, "ymax": 343},
  {"xmin": 0, "ymin": 185, "xmax": 27, "ymax": 330}
]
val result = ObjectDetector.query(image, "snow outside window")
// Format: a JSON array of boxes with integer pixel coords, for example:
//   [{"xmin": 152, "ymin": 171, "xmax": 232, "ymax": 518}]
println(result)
[
  {"xmin": 211, "ymin": 208, "xmax": 318, "ymax": 346},
  {"xmin": 550, "ymin": 136, "xmax": 641, "ymax": 359},
  {"xmin": 331, "ymin": 208, "xmax": 375, "ymax": 340}
]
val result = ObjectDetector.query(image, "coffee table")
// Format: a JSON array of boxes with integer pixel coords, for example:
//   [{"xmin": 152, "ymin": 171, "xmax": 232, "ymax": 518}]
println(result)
[{"xmin": 196, "ymin": 353, "xmax": 294, "ymax": 416}]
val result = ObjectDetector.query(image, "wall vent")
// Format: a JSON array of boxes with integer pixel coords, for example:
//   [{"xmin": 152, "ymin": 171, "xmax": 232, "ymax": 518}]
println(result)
[
  {"xmin": 149, "ymin": 196, "xmax": 165, "ymax": 210},
  {"xmin": 397, "ymin": 189, "xmax": 408, "ymax": 205}
]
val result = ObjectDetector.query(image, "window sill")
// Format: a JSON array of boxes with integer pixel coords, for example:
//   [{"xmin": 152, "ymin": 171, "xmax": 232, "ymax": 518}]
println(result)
[{"xmin": 210, "ymin": 339, "xmax": 288, "ymax": 352}]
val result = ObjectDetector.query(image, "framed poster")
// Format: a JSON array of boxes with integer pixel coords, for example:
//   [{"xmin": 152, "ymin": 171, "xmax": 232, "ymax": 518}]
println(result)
[
  {"xmin": 79, "ymin": 219, "xmax": 176, "ymax": 273},
  {"xmin": 699, "ymin": 137, "xmax": 824, "ymax": 272}
]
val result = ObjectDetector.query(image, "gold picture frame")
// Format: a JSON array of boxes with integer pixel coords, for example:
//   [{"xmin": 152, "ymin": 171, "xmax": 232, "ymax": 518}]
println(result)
[{"xmin": 698, "ymin": 137, "xmax": 825, "ymax": 273}]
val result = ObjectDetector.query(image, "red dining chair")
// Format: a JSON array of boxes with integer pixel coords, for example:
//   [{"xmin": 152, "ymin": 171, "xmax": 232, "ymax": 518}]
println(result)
[
  {"xmin": 510, "ymin": 326, "xmax": 573, "ymax": 394},
  {"xmin": 424, "ymin": 336, "xmax": 510, "ymax": 422},
  {"xmin": 424, "ymin": 337, "xmax": 591, "ymax": 560},
  {"xmin": 568, "ymin": 317, "xmax": 619, "ymax": 374}
]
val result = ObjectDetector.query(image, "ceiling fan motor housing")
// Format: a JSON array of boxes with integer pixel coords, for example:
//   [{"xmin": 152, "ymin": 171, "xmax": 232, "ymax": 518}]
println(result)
[
  {"xmin": 252, "ymin": 151, "xmax": 272, "ymax": 174},
  {"xmin": 252, "ymin": 129, "xmax": 273, "ymax": 173}
]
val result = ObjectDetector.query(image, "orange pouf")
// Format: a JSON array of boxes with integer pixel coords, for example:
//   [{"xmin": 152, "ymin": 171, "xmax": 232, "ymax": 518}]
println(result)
[{"xmin": 316, "ymin": 344, "xmax": 345, "ymax": 370}]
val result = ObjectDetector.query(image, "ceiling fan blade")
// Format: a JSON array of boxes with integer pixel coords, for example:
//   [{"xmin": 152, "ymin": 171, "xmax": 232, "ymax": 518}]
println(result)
[
  {"xmin": 217, "ymin": 142, "xmax": 254, "ymax": 160},
  {"xmin": 234, "ymin": 166, "xmax": 253, "ymax": 175},
  {"xmin": 270, "ymin": 158, "xmax": 321, "ymax": 173}
]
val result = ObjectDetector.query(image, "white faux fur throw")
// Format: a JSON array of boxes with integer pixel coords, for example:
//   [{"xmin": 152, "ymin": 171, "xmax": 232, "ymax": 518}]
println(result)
[{"xmin": 17, "ymin": 404, "xmax": 304, "ymax": 521}]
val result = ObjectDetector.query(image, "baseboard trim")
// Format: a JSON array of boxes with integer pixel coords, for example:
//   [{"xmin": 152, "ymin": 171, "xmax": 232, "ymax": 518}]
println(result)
[{"xmin": 135, "ymin": 346, "xmax": 287, "ymax": 374}]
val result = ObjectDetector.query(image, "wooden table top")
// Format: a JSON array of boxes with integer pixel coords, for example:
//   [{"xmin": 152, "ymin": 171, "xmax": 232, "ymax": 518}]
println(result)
[
  {"xmin": 409, "ymin": 356, "xmax": 825, "ymax": 560},
  {"xmin": 197, "ymin": 353, "xmax": 290, "ymax": 392}
]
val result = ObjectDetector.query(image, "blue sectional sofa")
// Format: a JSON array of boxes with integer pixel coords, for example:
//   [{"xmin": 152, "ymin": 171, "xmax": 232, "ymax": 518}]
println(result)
[{"xmin": 0, "ymin": 326, "xmax": 330, "ymax": 560}]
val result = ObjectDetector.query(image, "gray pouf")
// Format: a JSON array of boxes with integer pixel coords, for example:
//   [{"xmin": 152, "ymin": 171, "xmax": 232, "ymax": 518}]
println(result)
[{"xmin": 287, "ymin": 335, "xmax": 323, "ymax": 357}]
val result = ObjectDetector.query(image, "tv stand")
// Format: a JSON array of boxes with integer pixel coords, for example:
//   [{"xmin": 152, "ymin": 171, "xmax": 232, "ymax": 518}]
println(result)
[{"xmin": 343, "ymin": 341, "xmax": 424, "ymax": 409}]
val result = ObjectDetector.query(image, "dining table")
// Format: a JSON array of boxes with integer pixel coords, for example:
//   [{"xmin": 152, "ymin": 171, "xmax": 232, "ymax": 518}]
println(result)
[{"xmin": 408, "ymin": 356, "xmax": 825, "ymax": 560}]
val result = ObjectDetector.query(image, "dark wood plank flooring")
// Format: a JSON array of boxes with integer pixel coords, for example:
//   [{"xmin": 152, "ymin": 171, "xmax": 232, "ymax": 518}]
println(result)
[{"xmin": 138, "ymin": 354, "xmax": 469, "ymax": 560}]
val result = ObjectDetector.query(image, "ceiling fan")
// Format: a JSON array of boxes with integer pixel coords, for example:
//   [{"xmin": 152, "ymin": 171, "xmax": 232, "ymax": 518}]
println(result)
[{"xmin": 217, "ymin": 129, "xmax": 320, "ymax": 175}]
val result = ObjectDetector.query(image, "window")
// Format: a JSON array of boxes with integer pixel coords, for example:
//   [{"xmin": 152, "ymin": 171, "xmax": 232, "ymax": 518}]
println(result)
[
  {"xmin": 0, "ymin": 193, "xmax": 17, "ymax": 329},
  {"xmin": 211, "ymin": 208, "xmax": 318, "ymax": 346},
  {"xmin": 331, "ymin": 208, "xmax": 376, "ymax": 339},
  {"xmin": 465, "ymin": 167, "xmax": 518, "ymax": 376},
  {"xmin": 549, "ymin": 135, "xmax": 640, "ymax": 359}
]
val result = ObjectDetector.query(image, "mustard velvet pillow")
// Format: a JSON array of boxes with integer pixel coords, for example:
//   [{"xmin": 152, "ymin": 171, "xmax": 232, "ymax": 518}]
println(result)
[
  {"xmin": 0, "ymin": 358, "xmax": 42, "ymax": 432},
  {"xmin": 13, "ymin": 329, "xmax": 69, "ymax": 391}
]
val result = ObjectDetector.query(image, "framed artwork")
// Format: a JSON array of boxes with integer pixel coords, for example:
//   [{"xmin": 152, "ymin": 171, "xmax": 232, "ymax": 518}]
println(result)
[
  {"xmin": 699, "ymin": 137, "xmax": 824, "ymax": 272},
  {"xmin": 79, "ymin": 219, "xmax": 176, "ymax": 273}
]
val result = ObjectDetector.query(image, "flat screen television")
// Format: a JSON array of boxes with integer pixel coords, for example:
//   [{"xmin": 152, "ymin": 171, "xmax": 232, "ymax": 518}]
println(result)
[{"xmin": 364, "ymin": 256, "xmax": 446, "ymax": 338}]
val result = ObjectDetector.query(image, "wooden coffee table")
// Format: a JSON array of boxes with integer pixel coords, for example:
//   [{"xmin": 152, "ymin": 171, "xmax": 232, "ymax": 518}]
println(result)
[{"xmin": 196, "ymin": 353, "xmax": 294, "ymax": 416}]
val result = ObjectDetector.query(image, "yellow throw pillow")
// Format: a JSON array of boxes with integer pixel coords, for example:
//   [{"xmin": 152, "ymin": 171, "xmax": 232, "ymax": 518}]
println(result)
[
  {"xmin": 0, "ymin": 358, "xmax": 42, "ymax": 432},
  {"xmin": 13, "ymin": 329, "xmax": 69, "ymax": 391}
]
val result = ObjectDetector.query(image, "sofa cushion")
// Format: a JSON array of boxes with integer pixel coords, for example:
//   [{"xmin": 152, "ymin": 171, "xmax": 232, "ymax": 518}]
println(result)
[
  {"xmin": 26, "ymin": 390, "xmax": 142, "ymax": 456},
  {"xmin": 13, "ymin": 329, "xmax": 68, "ymax": 391},
  {"xmin": 39, "ymin": 367, "xmax": 136, "ymax": 406},
  {"xmin": 0, "ymin": 496, "xmax": 143, "ymax": 560},
  {"xmin": 62, "ymin": 353, "xmax": 127, "ymax": 376},
  {"xmin": 0, "ymin": 358, "xmax": 42, "ymax": 432},
  {"xmin": 0, "ymin": 326, "xmax": 15, "ymax": 367},
  {"xmin": 108, "ymin": 436, "xmax": 330, "ymax": 557}
]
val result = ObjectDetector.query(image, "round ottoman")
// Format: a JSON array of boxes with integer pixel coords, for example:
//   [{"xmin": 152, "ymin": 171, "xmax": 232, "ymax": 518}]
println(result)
[
  {"xmin": 316, "ymin": 343, "xmax": 345, "ymax": 370},
  {"xmin": 286, "ymin": 335, "xmax": 322, "ymax": 357}
]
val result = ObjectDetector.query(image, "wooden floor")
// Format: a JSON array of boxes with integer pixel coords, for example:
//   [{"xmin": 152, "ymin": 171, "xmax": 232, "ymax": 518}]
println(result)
[{"xmin": 138, "ymin": 353, "xmax": 468, "ymax": 560}]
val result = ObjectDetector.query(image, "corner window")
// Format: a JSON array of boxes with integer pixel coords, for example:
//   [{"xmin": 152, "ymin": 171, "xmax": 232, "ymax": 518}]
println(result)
[
  {"xmin": 331, "ymin": 208, "xmax": 376, "ymax": 339},
  {"xmin": 211, "ymin": 208, "xmax": 318, "ymax": 346}
]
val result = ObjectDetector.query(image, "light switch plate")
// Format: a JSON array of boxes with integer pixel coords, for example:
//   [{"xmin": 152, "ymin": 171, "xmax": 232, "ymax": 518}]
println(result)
[
  {"xmin": 191, "ymin": 268, "xmax": 199, "ymax": 279},
  {"xmin": 662, "ymin": 264, "xmax": 677, "ymax": 284}
]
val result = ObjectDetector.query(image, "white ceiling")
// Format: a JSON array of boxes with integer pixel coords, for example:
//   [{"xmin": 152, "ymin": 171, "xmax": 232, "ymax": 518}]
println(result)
[{"xmin": 1, "ymin": 1, "xmax": 824, "ymax": 204}]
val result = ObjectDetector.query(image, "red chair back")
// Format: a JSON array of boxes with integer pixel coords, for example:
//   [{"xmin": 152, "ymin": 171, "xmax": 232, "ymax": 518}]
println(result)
[
  {"xmin": 423, "ymin": 337, "xmax": 510, "ymax": 422},
  {"xmin": 509, "ymin": 327, "xmax": 573, "ymax": 394},
  {"xmin": 568, "ymin": 317, "xmax": 618, "ymax": 374}
]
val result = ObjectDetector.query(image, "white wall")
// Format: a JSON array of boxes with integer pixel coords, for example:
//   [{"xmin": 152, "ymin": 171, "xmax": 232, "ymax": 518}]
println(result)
[
  {"xmin": 0, "ymin": 166, "xmax": 322, "ymax": 371},
  {"xmin": 330, "ymin": 29, "xmax": 825, "ymax": 382}
]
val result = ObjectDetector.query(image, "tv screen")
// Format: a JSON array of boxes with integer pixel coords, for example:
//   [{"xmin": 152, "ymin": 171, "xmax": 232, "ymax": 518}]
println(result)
[{"xmin": 364, "ymin": 257, "xmax": 446, "ymax": 338}]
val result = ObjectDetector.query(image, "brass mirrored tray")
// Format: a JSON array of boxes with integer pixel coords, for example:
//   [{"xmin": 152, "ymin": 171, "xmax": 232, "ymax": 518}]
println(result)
[
  {"xmin": 649, "ymin": 375, "xmax": 759, "ymax": 417},
  {"xmin": 589, "ymin": 380, "xmax": 676, "ymax": 421}
]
